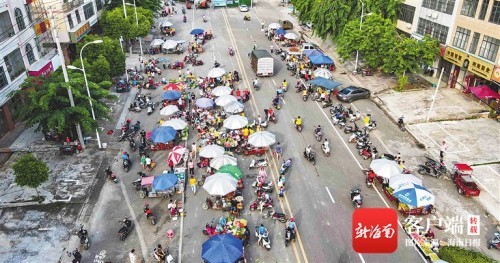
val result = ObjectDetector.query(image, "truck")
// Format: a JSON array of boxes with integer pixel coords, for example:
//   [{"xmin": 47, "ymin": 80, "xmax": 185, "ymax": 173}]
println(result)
[{"xmin": 251, "ymin": 50, "xmax": 274, "ymax": 77}]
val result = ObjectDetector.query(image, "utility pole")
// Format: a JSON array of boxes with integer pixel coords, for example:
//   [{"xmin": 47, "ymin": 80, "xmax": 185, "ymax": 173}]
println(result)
[
  {"xmin": 49, "ymin": 9, "xmax": 85, "ymax": 148},
  {"xmin": 426, "ymin": 67, "xmax": 445, "ymax": 122}
]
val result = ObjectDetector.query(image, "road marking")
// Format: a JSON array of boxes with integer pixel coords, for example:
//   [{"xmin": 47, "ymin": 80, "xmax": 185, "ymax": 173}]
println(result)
[
  {"xmin": 436, "ymin": 122, "xmax": 471, "ymax": 152},
  {"xmin": 272, "ymin": 79, "xmax": 276, "ymax": 85},
  {"xmin": 325, "ymin": 187, "xmax": 335, "ymax": 204}
]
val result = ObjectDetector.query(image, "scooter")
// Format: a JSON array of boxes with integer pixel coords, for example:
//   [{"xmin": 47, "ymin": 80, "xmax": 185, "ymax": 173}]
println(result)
[
  {"xmin": 105, "ymin": 167, "xmax": 118, "ymax": 183},
  {"xmin": 183, "ymin": 16, "xmax": 187, "ymax": 23},
  {"xmin": 250, "ymin": 157, "xmax": 268, "ymax": 169},
  {"xmin": 398, "ymin": 116, "xmax": 406, "ymax": 131},
  {"xmin": 144, "ymin": 204, "xmax": 156, "ymax": 225},
  {"xmin": 418, "ymin": 164, "xmax": 445, "ymax": 179},
  {"xmin": 322, "ymin": 143, "xmax": 330, "ymax": 157},
  {"xmin": 348, "ymin": 131, "xmax": 365, "ymax": 143},
  {"xmin": 228, "ymin": 47, "xmax": 235, "ymax": 56},
  {"xmin": 203, "ymin": 220, "xmax": 217, "ymax": 236},
  {"xmin": 365, "ymin": 171, "xmax": 375, "ymax": 188},
  {"xmin": 147, "ymin": 102, "xmax": 155, "ymax": 115},
  {"xmin": 118, "ymin": 218, "xmax": 134, "ymax": 241},
  {"xmin": 303, "ymin": 150, "xmax": 316, "ymax": 165},
  {"xmin": 285, "ymin": 228, "xmax": 296, "ymax": 247},
  {"xmin": 252, "ymin": 180, "xmax": 274, "ymax": 193},
  {"xmin": 322, "ymin": 101, "xmax": 333, "ymax": 108},
  {"xmin": 360, "ymin": 146, "xmax": 377, "ymax": 160},
  {"xmin": 349, "ymin": 111, "xmax": 361, "ymax": 122},
  {"xmin": 249, "ymin": 198, "xmax": 273, "ymax": 212},
  {"xmin": 68, "ymin": 248, "xmax": 82, "ymax": 262},
  {"xmin": 123, "ymin": 158, "xmax": 131, "ymax": 172},
  {"xmin": 365, "ymin": 121, "xmax": 378, "ymax": 132},
  {"xmin": 262, "ymin": 209, "xmax": 288, "ymax": 223},
  {"xmin": 488, "ymin": 231, "xmax": 500, "ymax": 249},
  {"xmin": 293, "ymin": 120, "xmax": 303, "ymax": 132},
  {"xmin": 279, "ymin": 158, "xmax": 292, "ymax": 175},
  {"xmin": 356, "ymin": 137, "xmax": 371, "ymax": 149},
  {"xmin": 244, "ymin": 15, "xmax": 251, "ymax": 21},
  {"xmin": 129, "ymin": 138, "xmax": 136, "ymax": 151},
  {"xmin": 351, "ymin": 188, "xmax": 362, "ymax": 208},
  {"xmin": 303, "ymin": 92, "xmax": 309, "ymax": 101},
  {"xmin": 77, "ymin": 224, "xmax": 90, "ymax": 250},
  {"xmin": 255, "ymin": 226, "xmax": 272, "ymax": 251},
  {"xmin": 313, "ymin": 129, "xmax": 323, "ymax": 141},
  {"xmin": 129, "ymin": 102, "xmax": 141, "ymax": 112},
  {"xmin": 344, "ymin": 123, "xmax": 360, "ymax": 134}
]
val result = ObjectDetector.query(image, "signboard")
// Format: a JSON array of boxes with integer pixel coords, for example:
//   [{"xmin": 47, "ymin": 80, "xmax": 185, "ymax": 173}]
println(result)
[
  {"xmin": 34, "ymin": 19, "xmax": 50, "ymax": 36},
  {"xmin": 492, "ymin": 66, "xmax": 500, "ymax": 83},
  {"xmin": 444, "ymin": 47, "xmax": 494, "ymax": 80},
  {"xmin": 69, "ymin": 22, "xmax": 90, "ymax": 43},
  {"xmin": 28, "ymin": 61, "xmax": 54, "ymax": 77}
]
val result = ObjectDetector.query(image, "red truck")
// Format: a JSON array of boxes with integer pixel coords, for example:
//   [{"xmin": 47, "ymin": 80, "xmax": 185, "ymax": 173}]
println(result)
[{"xmin": 452, "ymin": 163, "xmax": 481, "ymax": 197}]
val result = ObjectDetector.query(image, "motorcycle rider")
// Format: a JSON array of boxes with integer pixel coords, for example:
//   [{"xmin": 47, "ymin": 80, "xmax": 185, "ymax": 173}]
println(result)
[
  {"xmin": 314, "ymin": 125, "xmax": 322, "ymax": 136},
  {"xmin": 183, "ymin": 15, "xmax": 187, "ymax": 22},
  {"xmin": 123, "ymin": 218, "xmax": 132, "ymax": 228},
  {"xmin": 154, "ymin": 244, "xmax": 166, "ymax": 262},
  {"xmin": 282, "ymin": 79, "xmax": 287, "ymax": 90},
  {"xmin": 294, "ymin": 116, "xmax": 302, "ymax": 128},
  {"xmin": 105, "ymin": 166, "xmax": 114, "ymax": 179},
  {"xmin": 322, "ymin": 138, "xmax": 330, "ymax": 151},
  {"xmin": 272, "ymin": 96, "xmax": 280, "ymax": 108},
  {"xmin": 302, "ymin": 88, "xmax": 308, "ymax": 98},
  {"xmin": 364, "ymin": 114, "xmax": 371, "ymax": 127},
  {"xmin": 253, "ymin": 78, "xmax": 259, "ymax": 89},
  {"xmin": 351, "ymin": 189, "xmax": 362, "ymax": 203},
  {"xmin": 144, "ymin": 203, "xmax": 153, "ymax": 220},
  {"xmin": 257, "ymin": 224, "xmax": 268, "ymax": 245},
  {"xmin": 305, "ymin": 145, "xmax": 313, "ymax": 159},
  {"xmin": 286, "ymin": 217, "xmax": 296, "ymax": 240}
]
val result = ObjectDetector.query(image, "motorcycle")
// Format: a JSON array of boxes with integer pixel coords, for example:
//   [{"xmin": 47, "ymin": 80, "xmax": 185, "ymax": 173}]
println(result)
[
  {"xmin": 322, "ymin": 142, "xmax": 331, "ymax": 157},
  {"xmin": 252, "ymin": 180, "xmax": 274, "ymax": 193},
  {"xmin": 418, "ymin": 164, "xmax": 445, "ymax": 179},
  {"xmin": 488, "ymin": 231, "xmax": 500, "ymax": 249},
  {"xmin": 147, "ymin": 102, "xmax": 155, "ymax": 115},
  {"xmin": 118, "ymin": 218, "xmax": 134, "ymax": 241},
  {"xmin": 268, "ymin": 113, "xmax": 277, "ymax": 124},
  {"xmin": 77, "ymin": 224, "xmax": 90, "ymax": 250},
  {"xmin": 129, "ymin": 138, "xmax": 136, "ymax": 151},
  {"xmin": 293, "ymin": 120, "xmax": 303, "ymax": 132},
  {"xmin": 313, "ymin": 128, "xmax": 323, "ymax": 141},
  {"xmin": 303, "ymin": 150, "xmax": 316, "ymax": 165},
  {"xmin": 214, "ymin": 61, "xmax": 221, "ymax": 68},
  {"xmin": 322, "ymin": 100, "xmax": 333, "ymax": 108},
  {"xmin": 398, "ymin": 116, "xmax": 406, "ymax": 131},
  {"xmin": 285, "ymin": 228, "xmax": 296, "ymax": 247},
  {"xmin": 182, "ymin": 7, "xmax": 186, "ymax": 14},
  {"xmin": 279, "ymin": 158, "xmax": 292, "ymax": 175},
  {"xmin": 128, "ymin": 102, "xmax": 141, "ymax": 112},
  {"xmin": 351, "ymin": 188, "xmax": 362, "ymax": 208},
  {"xmin": 228, "ymin": 47, "xmax": 235, "ymax": 56},
  {"xmin": 244, "ymin": 15, "xmax": 251, "ymax": 21},
  {"xmin": 68, "ymin": 248, "xmax": 82, "ymax": 262},
  {"xmin": 356, "ymin": 137, "xmax": 371, "ymax": 149},
  {"xmin": 262, "ymin": 209, "xmax": 288, "ymax": 223},
  {"xmin": 365, "ymin": 121, "xmax": 378, "ymax": 132},
  {"xmin": 349, "ymin": 111, "xmax": 361, "ymax": 122},
  {"xmin": 123, "ymin": 158, "xmax": 131, "ymax": 172},
  {"xmin": 365, "ymin": 170, "xmax": 375, "ymax": 188},
  {"xmin": 144, "ymin": 204, "xmax": 156, "ymax": 225},
  {"xmin": 348, "ymin": 131, "xmax": 365, "ymax": 143},
  {"xmin": 250, "ymin": 157, "xmax": 268, "ymax": 169},
  {"xmin": 359, "ymin": 146, "xmax": 377, "ymax": 160},
  {"xmin": 105, "ymin": 166, "xmax": 118, "ymax": 183},
  {"xmin": 183, "ymin": 16, "xmax": 187, "ymax": 23},
  {"xmin": 255, "ymin": 226, "xmax": 272, "ymax": 251},
  {"xmin": 344, "ymin": 123, "xmax": 360, "ymax": 134},
  {"xmin": 249, "ymin": 198, "xmax": 273, "ymax": 212},
  {"xmin": 203, "ymin": 220, "xmax": 217, "ymax": 236}
]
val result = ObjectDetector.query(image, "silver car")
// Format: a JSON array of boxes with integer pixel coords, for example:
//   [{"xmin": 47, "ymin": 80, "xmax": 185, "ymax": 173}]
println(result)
[{"xmin": 337, "ymin": 86, "xmax": 371, "ymax": 102}]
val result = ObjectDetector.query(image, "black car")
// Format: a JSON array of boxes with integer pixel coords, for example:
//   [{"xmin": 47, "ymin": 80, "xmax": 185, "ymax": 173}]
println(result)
[{"xmin": 337, "ymin": 86, "xmax": 370, "ymax": 102}]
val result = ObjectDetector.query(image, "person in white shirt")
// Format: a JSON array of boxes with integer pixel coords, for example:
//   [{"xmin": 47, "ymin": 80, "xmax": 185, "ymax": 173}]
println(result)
[
  {"xmin": 439, "ymin": 141, "xmax": 447, "ymax": 158},
  {"xmin": 129, "ymin": 249, "xmax": 139, "ymax": 263}
]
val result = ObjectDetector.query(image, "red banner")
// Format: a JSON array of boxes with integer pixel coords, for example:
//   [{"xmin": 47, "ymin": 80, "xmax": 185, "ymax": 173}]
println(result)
[{"xmin": 28, "ymin": 61, "xmax": 54, "ymax": 77}]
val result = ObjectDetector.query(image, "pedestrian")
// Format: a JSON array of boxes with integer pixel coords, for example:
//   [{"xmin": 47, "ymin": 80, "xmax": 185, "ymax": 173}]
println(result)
[
  {"xmin": 189, "ymin": 175, "xmax": 197, "ymax": 194},
  {"xmin": 145, "ymin": 155, "xmax": 152, "ymax": 172},
  {"xmin": 188, "ymin": 159, "xmax": 195, "ymax": 175},
  {"xmin": 278, "ymin": 186, "xmax": 285, "ymax": 201},
  {"xmin": 261, "ymin": 21, "xmax": 265, "ymax": 30},
  {"xmin": 191, "ymin": 142, "xmax": 197, "ymax": 159},
  {"xmin": 140, "ymin": 154, "xmax": 146, "ymax": 169},
  {"xmin": 168, "ymin": 159, "xmax": 174, "ymax": 172},
  {"xmin": 274, "ymin": 142, "xmax": 282, "ymax": 159},
  {"xmin": 129, "ymin": 249, "xmax": 139, "ymax": 263},
  {"xmin": 439, "ymin": 141, "xmax": 447, "ymax": 158}
]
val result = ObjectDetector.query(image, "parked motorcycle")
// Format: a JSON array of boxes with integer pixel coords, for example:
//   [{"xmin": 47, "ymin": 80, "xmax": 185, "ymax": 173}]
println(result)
[
  {"xmin": 303, "ymin": 150, "xmax": 316, "ymax": 165},
  {"xmin": 279, "ymin": 158, "xmax": 292, "ymax": 175},
  {"xmin": 262, "ymin": 209, "xmax": 288, "ymax": 223},
  {"xmin": 105, "ymin": 166, "xmax": 118, "ymax": 183},
  {"xmin": 77, "ymin": 224, "xmax": 90, "ymax": 250},
  {"xmin": 349, "ymin": 111, "xmax": 361, "ymax": 122},
  {"xmin": 250, "ymin": 157, "xmax": 268, "ymax": 169},
  {"xmin": 203, "ymin": 220, "xmax": 217, "ymax": 236},
  {"xmin": 252, "ymin": 180, "xmax": 274, "ymax": 193},
  {"xmin": 351, "ymin": 188, "xmax": 362, "ymax": 208},
  {"xmin": 418, "ymin": 164, "xmax": 445, "ymax": 179},
  {"xmin": 129, "ymin": 138, "xmax": 136, "ymax": 151},
  {"xmin": 359, "ymin": 146, "xmax": 377, "ymax": 160},
  {"xmin": 488, "ymin": 231, "xmax": 500, "ymax": 249},
  {"xmin": 344, "ymin": 123, "xmax": 360, "ymax": 134},
  {"xmin": 255, "ymin": 226, "xmax": 272, "ymax": 251},
  {"xmin": 128, "ymin": 102, "xmax": 141, "ymax": 112},
  {"xmin": 123, "ymin": 158, "xmax": 131, "ymax": 172},
  {"xmin": 144, "ymin": 203, "xmax": 156, "ymax": 225},
  {"xmin": 249, "ymin": 198, "xmax": 273, "ymax": 212},
  {"xmin": 118, "ymin": 218, "xmax": 134, "ymax": 240}
]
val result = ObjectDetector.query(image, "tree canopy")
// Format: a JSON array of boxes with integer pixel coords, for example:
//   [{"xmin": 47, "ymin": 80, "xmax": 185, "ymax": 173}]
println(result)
[
  {"xmin": 76, "ymin": 35, "xmax": 125, "ymax": 78},
  {"xmin": 106, "ymin": 0, "xmax": 161, "ymax": 12},
  {"xmin": 100, "ymin": 6, "xmax": 154, "ymax": 40},
  {"xmin": 12, "ymin": 70, "xmax": 117, "ymax": 135},
  {"xmin": 12, "ymin": 153, "xmax": 49, "ymax": 199}
]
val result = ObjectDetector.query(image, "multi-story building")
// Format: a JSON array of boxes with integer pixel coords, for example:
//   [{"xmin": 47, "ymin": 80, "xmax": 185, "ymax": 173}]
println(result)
[
  {"xmin": 444, "ymin": 0, "xmax": 500, "ymax": 89},
  {"xmin": 0, "ymin": 0, "xmax": 60, "ymax": 138}
]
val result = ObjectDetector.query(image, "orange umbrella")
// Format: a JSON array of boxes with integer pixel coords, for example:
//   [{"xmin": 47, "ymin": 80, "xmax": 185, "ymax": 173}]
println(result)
[{"xmin": 164, "ymin": 83, "xmax": 182, "ymax": 91}]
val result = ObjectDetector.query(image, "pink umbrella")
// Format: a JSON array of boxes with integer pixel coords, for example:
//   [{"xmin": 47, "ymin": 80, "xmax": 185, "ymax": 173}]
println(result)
[{"xmin": 168, "ymin": 145, "xmax": 187, "ymax": 165}]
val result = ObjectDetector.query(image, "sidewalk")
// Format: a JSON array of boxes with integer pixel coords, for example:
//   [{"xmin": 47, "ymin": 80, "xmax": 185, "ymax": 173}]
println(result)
[{"xmin": 278, "ymin": 7, "xmax": 500, "ymax": 224}]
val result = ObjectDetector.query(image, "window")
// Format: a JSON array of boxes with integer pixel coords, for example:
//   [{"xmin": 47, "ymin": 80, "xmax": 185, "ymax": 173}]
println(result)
[
  {"xmin": 25, "ymin": 4, "xmax": 33, "ymax": 24},
  {"xmin": 84, "ymin": 3, "xmax": 95, "ymax": 20},
  {"xmin": 478, "ymin": 0, "xmax": 489, "ymax": 20},
  {"xmin": 67, "ymin": 14, "xmax": 74, "ymax": 29},
  {"xmin": 453, "ymin": 27, "xmax": 471, "ymax": 49},
  {"xmin": 15, "ymin": 8, "xmax": 25, "ymax": 31},
  {"xmin": 26, "ymin": 44, "xmax": 35, "ymax": 65},
  {"xmin": 96, "ymin": 0, "xmax": 103, "ymax": 11},
  {"xmin": 75, "ymin": 10, "xmax": 81, "ymax": 24},
  {"xmin": 478, "ymin": 35, "xmax": 500, "ymax": 61},
  {"xmin": 0, "ymin": 11, "xmax": 15, "ymax": 43},
  {"xmin": 0, "ymin": 66, "xmax": 8, "ymax": 90},
  {"xmin": 490, "ymin": 0, "xmax": 500, "ymax": 24},
  {"xmin": 461, "ymin": 0, "xmax": 479, "ymax": 17},
  {"xmin": 398, "ymin": 4, "xmax": 416, "ymax": 23},
  {"xmin": 422, "ymin": 0, "xmax": 455, "ymax": 14},
  {"xmin": 469, "ymin": 32, "xmax": 480, "ymax": 53},
  {"xmin": 416, "ymin": 18, "xmax": 449, "ymax": 44},
  {"xmin": 3, "ymin": 49, "xmax": 26, "ymax": 81}
]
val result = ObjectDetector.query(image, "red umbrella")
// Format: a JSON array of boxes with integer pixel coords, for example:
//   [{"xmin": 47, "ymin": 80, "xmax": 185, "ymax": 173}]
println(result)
[
  {"xmin": 164, "ymin": 83, "xmax": 182, "ymax": 91},
  {"xmin": 168, "ymin": 145, "xmax": 187, "ymax": 165}
]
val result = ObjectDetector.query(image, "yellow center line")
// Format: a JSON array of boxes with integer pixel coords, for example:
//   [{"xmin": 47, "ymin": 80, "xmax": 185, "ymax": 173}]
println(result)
[{"xmin": 220, "ymin": 8, "xmax": 308, "ymax": 263}]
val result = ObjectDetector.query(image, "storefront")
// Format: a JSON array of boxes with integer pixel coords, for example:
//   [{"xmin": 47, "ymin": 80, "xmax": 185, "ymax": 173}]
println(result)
[{"xmin": 443, "ymin": 46, "xmax": 495, "ymax": 90}]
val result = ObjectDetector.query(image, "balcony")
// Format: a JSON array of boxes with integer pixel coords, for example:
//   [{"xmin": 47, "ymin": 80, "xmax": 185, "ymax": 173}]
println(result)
[
  {"xmin": 0, "ymin": 11, "xmax": 15, "ymax": 44},
  {"xmin": 62, "ymin": 0, "xmax": 85, "ymax": 12}
]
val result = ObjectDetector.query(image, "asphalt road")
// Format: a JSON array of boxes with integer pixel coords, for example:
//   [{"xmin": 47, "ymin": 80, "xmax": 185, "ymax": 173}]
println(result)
[{"xmin": 83, "ymin": 2, "xmax": 426, "ymax": 263}]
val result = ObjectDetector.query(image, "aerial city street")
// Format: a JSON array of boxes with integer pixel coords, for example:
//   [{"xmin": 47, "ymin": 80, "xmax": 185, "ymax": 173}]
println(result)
[{"xmin": 0, "ymin": 0, "xmax": 499, "ymax": 263}]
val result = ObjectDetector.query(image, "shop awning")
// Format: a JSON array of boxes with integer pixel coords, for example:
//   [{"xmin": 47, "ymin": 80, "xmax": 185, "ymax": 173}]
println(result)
[
  {"xmin": 468, "ymin": 85, "xmax": 500, "ymax": 99},
  {"xmin": 28, "ymin": 59, "xmax": 54, "ymax": 77},
  {"xmin": 309, "ymin": 55, "xmax": 334, "ymax": 65}
]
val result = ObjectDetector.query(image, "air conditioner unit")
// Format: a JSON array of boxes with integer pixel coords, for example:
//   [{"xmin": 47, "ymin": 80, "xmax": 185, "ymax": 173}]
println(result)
[
  {"xmin": 406, "ymin": 23, "xmax": 412, "ymax": 29},
  {"xmin": 432, "ymin": 13, "xmax": 438, "ymax": 19},
  {"xmin": 427, "ymin": 13, "xmax": 432, "ymax": 17}
]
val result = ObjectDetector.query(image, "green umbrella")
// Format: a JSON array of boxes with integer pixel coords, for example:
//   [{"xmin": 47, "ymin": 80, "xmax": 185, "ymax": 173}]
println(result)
[{"xmin": 218, "ymin": 164, "xmax": 243, "ymax": 180}]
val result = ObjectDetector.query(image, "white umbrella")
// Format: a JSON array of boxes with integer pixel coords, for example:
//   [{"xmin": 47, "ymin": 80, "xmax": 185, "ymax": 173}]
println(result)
[
  {"xmin": 150, "ymin": 39, "xmax": 165, "ymax": 47},
  {"xmin": 159, "ymin": 105, "xmax": 179, "ymax": 116},
  {"xmin": 314, "ymin": 68, "xmax": 333, "ymax": 79},
  {"xmin": 207, "ymin": 67, "xmax": 226, "ymax": 78},
  {"xmin": 212, "ymin": 86, "xmax": 232, "ymax": 97},
  {"xmin": 389, "ymin": 174, "xmax": 423, "ymax": 189},
  {"xmin": 268, "ymin": 23, "xmax": 281, "ymax": 29},
  {"xmin": 199, "ymin": 144, "xmax": 225, "ymax": 158},
  {"xmin": 161, "ymin": 119, "xmax": 188, "ymax": 130},
  {"xmin": 224, "ymin": 101, "xmax": 244, "ymax": 114},
  {"xmin": 162, "ymin": 40, "xmax": 178, "ymax": 49},
  {"xmin": 284, "ymin": 32, "xmax": 298, "ymax": 40},
  {"xmin": 203, "ymin": 173, "xmax": 238, "ymax": 196},
  {"xmin": 159, "ymin": 20, "xmax": 173, "ymax": 27},
  {"xmin": 223, "ymin": 115, "xmax": 248, "ymax": 130},
  {"xmin": 248, "ymin": 131, "xmax": 276, "ymax": 147},
  {"xmin": 215, "ymin": 95, "xmax": 238, "ymax": 107},
  {"xmin": 370, "ymin": 159, "xmax": 403, "ymax": 179},
  {"xmin": 210, "ymin": 154, "xmax": 238, "ymax": 170}
]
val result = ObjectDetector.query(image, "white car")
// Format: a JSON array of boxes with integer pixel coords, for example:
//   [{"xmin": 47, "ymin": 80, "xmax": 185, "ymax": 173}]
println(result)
[{"xmin": 239, "ymin": 4, "xmax": 249, "ymax": 12}]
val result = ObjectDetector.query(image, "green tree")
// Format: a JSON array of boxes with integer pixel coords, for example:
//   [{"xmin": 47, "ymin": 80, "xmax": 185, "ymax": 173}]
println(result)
[
  {"xmin": 12, "ymin": 153, "xmax": 49, "ymax": 201},
  {"xmin": 12, "ymin": 71, "xmax": 116, "ymax": 135},
  {"xmin": 100, "ymin": 6, "xmax": 153, "ymax": 40},
  {"xmin": 88, "ymin": 55, "xmax": 111, "ymax": 84},
  {"xmin": 77, "ymin": 35, "xmax": 125, "ymax": 78},
  {"xmin": 106, "ymin": 0, "xmax": 161, "ymax": 12}
]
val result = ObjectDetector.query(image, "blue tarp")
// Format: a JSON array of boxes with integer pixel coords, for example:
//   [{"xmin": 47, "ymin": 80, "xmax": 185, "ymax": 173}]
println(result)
[
  {"xmin": 202, "ymin": 234, "xmax": 243, "ymax": 263},
  {"xmin": 190, "ymin": 28, "xmax": 204, "ymax": 35},
  {"xmin": 162, "ymin": 90, "xmax": 181, "ymax": 100},
  {"xmin": 302, "ymin": 49, "xmax": 321, "ymax": 57},
  {"xmin": 309, "ymin": 55, "xmax": 334, "ymax": 65},
  {"xmin": 307, "ymin": 77, "xmax": 342, "ymax": 90},
  {"xmin": 152, "ymin": 173, "xmax": 178, "ymax": 191},
  {"xmin": 305, "ymin": 50, "xmax": 324, "ymax": 59},
  {"xmin": 275, "ymin": 28, "xmax": 286, "ymax": 35},
  {"xmin": 150, "ymin": 126, "xmax": 177, "ymax": 143}
]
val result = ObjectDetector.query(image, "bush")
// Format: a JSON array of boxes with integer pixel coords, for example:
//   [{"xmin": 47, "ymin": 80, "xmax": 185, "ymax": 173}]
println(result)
[{"xmin": 438, "ymin": 246, "xmax": 495, "ymax": 263}]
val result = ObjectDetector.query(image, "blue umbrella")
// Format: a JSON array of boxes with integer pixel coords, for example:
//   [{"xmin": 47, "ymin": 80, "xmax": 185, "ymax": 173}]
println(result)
[
  {"xmin": 393, "ymin": 183, "xmax": 435, "ymax": 207},
  {"xmin": 196, "ymin": 98, "xmax": 214, "ymax": 108},
  {"xmin": 307, "ymin": 77, "xmax": 342, "ymax": 90},
  {"xmin": 190, "ymin": 28, "xmax": 204, "ymax": 35},
  {"xmin": 150, "ymin": 126, "xmax": 177, "ymax": 143},
  {"xmin": 310, "ymin": 55, "xmax": 334, "ymax": 65},
  {"xmin": 275, "ymin": 28, "xmax": 286, "ymax": 35},
  {"xmin": 202, "ymin": 234, "xmax": 243, "ymax": 263},
  {"xmin": 152, "ymin": 173, "xmax": 178, "ymax": 191},
  {"xmin": 162, "ymin": 90, "xmax": 181, "ymax": 100}
]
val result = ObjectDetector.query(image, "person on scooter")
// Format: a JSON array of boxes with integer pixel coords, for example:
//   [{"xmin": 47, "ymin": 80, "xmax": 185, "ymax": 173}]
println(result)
[
  {"xmin": 144, "ymin": 204, "xmax": 153, "ymax": 219},
  {"xmin": 314, "ymin": 125, "xmax": 322, "ymax": 136},
  {"xmin": 154, "ymin": 244, "xmax": 166, "ymax": 261},
  {"xmin": 272, "ymin": 96, "xmax": 280, "ymax": 108},
  {"xmin": 282, "ymin": 79, "xmax": 287, "ymax": 90},
  {"xmin": 183, "ymin": 15, "xmax": 187, "ymax": 22},
  {"xmin": 364, "ymin": 114, "xmax": 371, "ymax": 127},
  {"xmin": 294, "ymin": 116, "xmax": 302, "ymax": 128},
  {"xmin": 322, "ymin": 138, "xmax": 330, "ymax": 150},
  {"xmin": 258, "ymin": 224, "xmax": 268, "ymax": 244},
  {"xmin": 302, "ymin": 88, "xmax": 308, "ymax": 97},
  {"xmin": 253, "ymin": 78, "xmax": 259, "ymax": 89},
  {"xmin": 203, "ymin": 15, "xmax": 207, "ymax": 22},
  {"xmin": 305, "ymin": 145, "xmax": 312, "ymax": 159}
]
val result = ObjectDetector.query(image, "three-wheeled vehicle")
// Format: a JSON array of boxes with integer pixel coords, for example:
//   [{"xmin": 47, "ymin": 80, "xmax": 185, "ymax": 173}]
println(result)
[
  {"xmin": 452, "ymin": 163, "xmax": 481, "ymax": 197},
  {"xmin": 139, "ymin": 174, "xmax": 178, "ymax": 199}
]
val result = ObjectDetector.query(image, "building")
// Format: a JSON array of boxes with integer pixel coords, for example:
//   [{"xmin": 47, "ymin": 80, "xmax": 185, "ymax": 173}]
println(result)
[
  {"xmin": 0, "ymin": 0, "xmax": 60, "ymax": 138},
  {"xmin": 444, "ymin": 0, "xmax": 500, "ymax": 89}
]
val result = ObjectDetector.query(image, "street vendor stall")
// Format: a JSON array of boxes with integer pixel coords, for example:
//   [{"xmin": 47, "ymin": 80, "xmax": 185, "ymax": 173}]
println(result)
[
  {"xmin": 139, "ymin": 173, "xmax": 178, "ymax": 198},
  {"xmin": 201, "ymin": 233, "xmax": 245, "ymax": 263}
]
